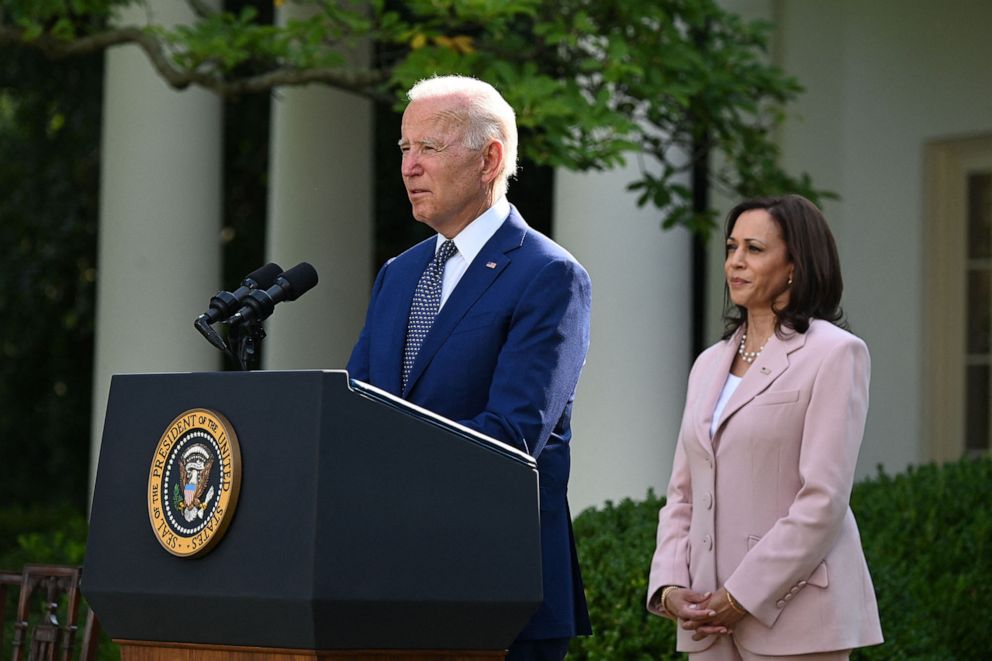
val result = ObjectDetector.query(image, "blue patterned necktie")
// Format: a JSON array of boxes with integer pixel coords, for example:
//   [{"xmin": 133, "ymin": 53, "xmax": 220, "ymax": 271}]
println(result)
[{"xmin": 402, "ymin": 239, "xmax": 458, "ymax": 392}]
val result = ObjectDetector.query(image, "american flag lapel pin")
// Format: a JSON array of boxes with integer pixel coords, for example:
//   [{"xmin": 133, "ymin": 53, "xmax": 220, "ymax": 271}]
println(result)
[{"xmin": 486, "ymin": 261, "xmax": 497, "ymax": 269}]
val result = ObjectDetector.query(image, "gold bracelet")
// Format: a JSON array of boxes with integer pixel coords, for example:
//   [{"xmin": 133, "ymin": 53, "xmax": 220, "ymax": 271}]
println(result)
[
  {"xmin": 660, "ymin": 585, "xmax": 682, "ymax": 614},
  {"xmin": 725, "ymin": 589, "xmax": 747, "ymax": 616}
]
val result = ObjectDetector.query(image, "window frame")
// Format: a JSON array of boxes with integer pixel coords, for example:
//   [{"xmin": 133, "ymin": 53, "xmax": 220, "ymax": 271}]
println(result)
[{"xmin": 923, "ymin": 134, "xmax": 992, "ymax": 462}]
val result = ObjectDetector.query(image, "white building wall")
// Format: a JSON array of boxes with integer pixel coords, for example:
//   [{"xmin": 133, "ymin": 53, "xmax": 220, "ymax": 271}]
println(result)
[
  {"xmin": 716, "ymin": 0, "xmax": 992, "ymax": 476},
  {"xmin": 555, "ymin": 165, "xmax": 692, "ymax": 514},
  {"xmin": 89, "ymin": 1, "xmax": 223, "ymax": 494},
  {"xmin": 778, "ymin": 0, "xmax": 992, "ymax": 475}
]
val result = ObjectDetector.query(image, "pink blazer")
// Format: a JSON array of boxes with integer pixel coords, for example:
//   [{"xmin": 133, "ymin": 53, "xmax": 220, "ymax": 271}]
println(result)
[{"xmin": 646, "ymin": 320, "xmax": 883, "ymax": 655}]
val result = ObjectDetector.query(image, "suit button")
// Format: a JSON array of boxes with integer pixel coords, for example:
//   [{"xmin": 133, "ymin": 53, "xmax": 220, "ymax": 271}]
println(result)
[
  {"xmin": 705, "ymin": 456, "xmax": 713, "ymax": 467},
  {"xmin": 784, "ymin": 593, "xmax": 793, "ymax": 602},
  {"xmin": 798, "ymin": 581, "xmax": 807, "ymax": 588},
  {"xmin": 703, "ymin": 534, "xmax": 713, "ymax": 550},
  {"xmin": 790, "ymin": 586, "xmax": 800, "ymax": 595},
  {"xmin": 703, "ymin": 493, "xmax": 713, "ymax": 510},
  {"xmin": 776, "ymin": 599, "xmax": 786, "ymax": 608}
]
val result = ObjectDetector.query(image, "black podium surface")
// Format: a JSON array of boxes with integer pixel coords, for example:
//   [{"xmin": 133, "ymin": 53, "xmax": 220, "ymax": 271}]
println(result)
[{"xmin": 83, "ymin": 370, "xmax": 541, "ymax": 651}]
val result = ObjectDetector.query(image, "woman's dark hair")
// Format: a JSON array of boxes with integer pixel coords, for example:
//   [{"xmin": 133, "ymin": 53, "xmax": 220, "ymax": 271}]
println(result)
[{"xmin": 722, "ymin": 194, "xmax": 847, "ymax": 338}]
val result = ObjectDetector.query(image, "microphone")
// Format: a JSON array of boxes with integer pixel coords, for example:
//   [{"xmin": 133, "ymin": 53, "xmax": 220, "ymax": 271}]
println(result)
[
  {"xmin": 227, "ymin": 262, "xmax": 319, "ymax": 326},
  {"xmin": 196, "ymin": 262, "xmax": 284, "ymax": 326}
]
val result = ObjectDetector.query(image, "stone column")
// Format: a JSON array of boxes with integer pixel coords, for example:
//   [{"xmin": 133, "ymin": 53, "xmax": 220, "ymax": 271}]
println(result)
[
  {"xmin": 553, "ymin": 165, "xmax": 693, "ymax": 513},
  {"xmin": 263, "ymin": 4, "xmax": 373, "ymax": 370},
  {"xmin": 90, "ymin": 1, "xmax": 223, "ymax": 495}
]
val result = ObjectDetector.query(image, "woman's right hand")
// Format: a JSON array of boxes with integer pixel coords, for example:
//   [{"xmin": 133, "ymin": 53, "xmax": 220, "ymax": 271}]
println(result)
[{"xmin": 666, "ymin": 588, "xmax": 730, "ymax": 638}]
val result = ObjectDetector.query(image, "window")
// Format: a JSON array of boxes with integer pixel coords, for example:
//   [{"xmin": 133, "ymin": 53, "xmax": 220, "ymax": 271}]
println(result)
[
  {"xmin": 965, "ymin": 172, "xmax": 991, "ymax": 456},
  {"xmin": 924, "ymin": 136, "xmax": 992, "ymax": 461}
]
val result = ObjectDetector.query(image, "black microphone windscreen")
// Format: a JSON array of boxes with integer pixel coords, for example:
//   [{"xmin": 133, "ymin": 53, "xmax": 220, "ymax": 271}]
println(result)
[
  {"xmin": 279, "ymin": 262, "xmax": 319, "ymax": 301},
  {"xmin": 244, "ymin": 262, "xmax": 283, "ymax": 289}
]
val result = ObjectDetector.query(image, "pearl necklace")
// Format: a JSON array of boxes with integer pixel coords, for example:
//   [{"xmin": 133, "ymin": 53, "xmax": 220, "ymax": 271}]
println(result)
[{"xmin": 738, "ymin": 330, "xmax": 767, "ymax": 364}]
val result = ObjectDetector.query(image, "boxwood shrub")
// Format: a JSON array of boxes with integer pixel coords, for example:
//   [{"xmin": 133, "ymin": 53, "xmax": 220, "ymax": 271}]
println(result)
[
  {"xmin": 3, "ymin": 456, "xmax": 990, "ymax": 659},
  {"xmin": 569, "ymin": 455, "xmax": 992, "ymax": 660}
]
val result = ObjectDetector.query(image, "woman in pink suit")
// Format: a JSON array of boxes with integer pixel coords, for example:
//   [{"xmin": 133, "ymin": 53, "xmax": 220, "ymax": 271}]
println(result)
[{"xmin": 647, "ymin": 195, "xmax": 883, "ymax": 660}]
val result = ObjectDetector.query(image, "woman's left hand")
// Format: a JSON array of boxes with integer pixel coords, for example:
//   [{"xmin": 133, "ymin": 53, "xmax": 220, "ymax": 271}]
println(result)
[{"xmin": 683, "ymin": 587, "xmax": 748, "ymax": 641}]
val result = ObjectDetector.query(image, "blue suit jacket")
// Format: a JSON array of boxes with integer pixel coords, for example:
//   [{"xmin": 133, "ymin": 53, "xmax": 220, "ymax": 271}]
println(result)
[{"xmin": 347, "ymin": 206, "xmax": 592, "ymax": 640}]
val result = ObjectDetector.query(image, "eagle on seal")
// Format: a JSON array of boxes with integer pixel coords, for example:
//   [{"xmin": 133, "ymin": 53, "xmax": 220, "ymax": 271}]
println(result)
[{"xmin": 174, "ymin": 443, "xmax": 215, "ymax": 521}]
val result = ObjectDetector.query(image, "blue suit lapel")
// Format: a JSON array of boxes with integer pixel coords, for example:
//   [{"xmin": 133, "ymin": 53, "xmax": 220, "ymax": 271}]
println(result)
[
  {"xmin": 403, "ymin": 210, "xmax": 528, "ymax": 396},
  {"xmin": 379, "ymin": 241, "xmax": 434, "ymax": 395}
]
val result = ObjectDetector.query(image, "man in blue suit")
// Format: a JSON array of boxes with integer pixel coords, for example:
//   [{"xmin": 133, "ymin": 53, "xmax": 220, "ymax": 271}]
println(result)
[{"xmin": 347, "ymin": 75, "xmax": 592, "ymax": 660}]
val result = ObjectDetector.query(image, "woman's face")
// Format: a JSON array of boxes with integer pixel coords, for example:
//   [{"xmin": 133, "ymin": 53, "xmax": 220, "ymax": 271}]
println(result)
[{"xmin": 725, "ymin": 209, "xmax": 794, "ymax": 314}]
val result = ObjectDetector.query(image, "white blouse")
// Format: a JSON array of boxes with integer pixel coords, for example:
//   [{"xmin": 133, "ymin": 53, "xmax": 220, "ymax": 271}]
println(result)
[{"xmin": 710, "ymin": 373, "xmax": 742, "ymax": 438}]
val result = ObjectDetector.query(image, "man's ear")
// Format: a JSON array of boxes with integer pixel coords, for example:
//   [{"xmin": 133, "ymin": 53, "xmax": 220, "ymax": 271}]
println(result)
[{"xmin": 480, "ymin": 140, "xmax": 504, "ymax": 185}]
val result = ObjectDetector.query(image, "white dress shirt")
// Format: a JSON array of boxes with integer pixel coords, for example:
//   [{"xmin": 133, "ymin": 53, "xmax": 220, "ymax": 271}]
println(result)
[{"xmin": 434, "ymin": 196, "xmax": 510, "ymax": 308}]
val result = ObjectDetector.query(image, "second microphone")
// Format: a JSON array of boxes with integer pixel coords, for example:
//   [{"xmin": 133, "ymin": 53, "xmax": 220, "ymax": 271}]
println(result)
[{"xmin": 227, "ymin": 262, "xmax": 319, "ymax": 326}]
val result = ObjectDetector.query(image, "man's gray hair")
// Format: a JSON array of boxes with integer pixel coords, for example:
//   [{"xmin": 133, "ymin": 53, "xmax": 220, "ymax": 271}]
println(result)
[{"xmin": 407, "ymin": 75, "xmax": 519, "ymax": 199}]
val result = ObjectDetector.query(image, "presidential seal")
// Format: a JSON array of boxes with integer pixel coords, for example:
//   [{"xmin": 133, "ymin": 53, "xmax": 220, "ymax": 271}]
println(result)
[{"xmin": 147, "ymin": 409, "xmax": 242, "ymax": 557}]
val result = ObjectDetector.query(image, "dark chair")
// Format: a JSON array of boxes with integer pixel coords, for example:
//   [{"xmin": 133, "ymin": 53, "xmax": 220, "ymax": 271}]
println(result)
[
  {"xmin": 1, "ymin": 569, "xmax": 23, "ymax": 653},
  {"xmin": 1, "ymin": 564, "xmax": 101, "ymax": 661}
]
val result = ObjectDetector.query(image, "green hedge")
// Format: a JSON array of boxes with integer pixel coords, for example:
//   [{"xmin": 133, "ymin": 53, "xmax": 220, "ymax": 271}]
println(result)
[
  {"xmin": 4, "ymin": 457, "xmax": 990, "ymax": 659},
  {"xmin": 569, "ymin": 455, "xmax": 992, "ymax": 660},
  {"xmin": 570, "ymin": 490, "xmax": 674, "ymax": 659},
  {"xmin": 0, "ymin": 504, "xmax": 88, "ymax": 567}
]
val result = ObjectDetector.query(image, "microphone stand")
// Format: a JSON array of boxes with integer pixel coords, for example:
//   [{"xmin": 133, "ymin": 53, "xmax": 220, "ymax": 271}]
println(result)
[
  {"xmin": 195, "ymin": 261, "xmax": 317, "ymax": 369},
  {"xmin": 226, "ymin": 318, "xmax": 266, "ymax": 371}
]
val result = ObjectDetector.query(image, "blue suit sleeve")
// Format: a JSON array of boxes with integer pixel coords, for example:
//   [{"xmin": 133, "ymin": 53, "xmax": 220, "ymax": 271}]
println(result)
[
  {"xmin": 346, "ymin": 261, "xmax": 389, "ymax": 382},
  {"xmin": 459, "ymin": 258, "xmax": 591, "ymax": 458}
]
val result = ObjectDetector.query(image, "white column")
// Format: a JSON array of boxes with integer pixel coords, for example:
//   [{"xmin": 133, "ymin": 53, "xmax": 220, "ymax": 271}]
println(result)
[
  {"xmin": 554, "ymin": 165, "xmax": 693, "ymax": 514},
  {"xmin": 90, "ymin": 1, "xmax": 223, "ymax": 495},
  {"xmin": 263, "ymin": 5, "xmax": 373, "ymax": 370}
]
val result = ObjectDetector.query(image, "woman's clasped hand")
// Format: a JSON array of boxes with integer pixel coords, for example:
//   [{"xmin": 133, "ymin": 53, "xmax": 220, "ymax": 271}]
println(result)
[{"xmin": 666, "ymin": 587, "xmax": 747, "ymax": 640}]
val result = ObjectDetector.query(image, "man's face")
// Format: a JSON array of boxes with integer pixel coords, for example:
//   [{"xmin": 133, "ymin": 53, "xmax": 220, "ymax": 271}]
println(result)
[{"xmin": 399, "ymin": 95, "xmax": 490, "ymax": 238}]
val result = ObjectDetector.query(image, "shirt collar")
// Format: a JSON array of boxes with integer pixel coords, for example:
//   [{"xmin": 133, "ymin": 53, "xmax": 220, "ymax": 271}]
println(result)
[{"xmin": 435, "ymin": 196, "xmax": 510, "ymax": 264}]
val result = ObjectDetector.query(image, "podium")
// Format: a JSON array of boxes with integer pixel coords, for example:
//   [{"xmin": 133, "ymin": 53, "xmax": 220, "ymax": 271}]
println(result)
[{"xmin": 83, "ymin": 370, "xmax": 542, "ymax": 659}]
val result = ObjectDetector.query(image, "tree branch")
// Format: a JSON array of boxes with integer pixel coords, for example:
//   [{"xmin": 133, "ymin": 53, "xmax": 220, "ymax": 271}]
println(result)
[
  {"xmin": 204, "ymin": 66, "xmax": 391, "ymax": 98},
  {"xmin": 0, "ymin": 25, "xmax": 391, "ymax": 98}
]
